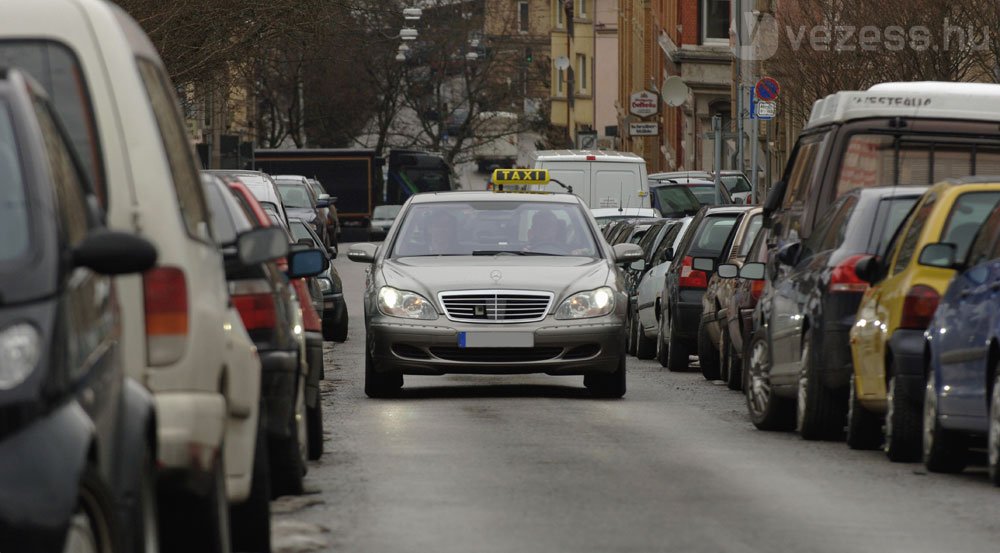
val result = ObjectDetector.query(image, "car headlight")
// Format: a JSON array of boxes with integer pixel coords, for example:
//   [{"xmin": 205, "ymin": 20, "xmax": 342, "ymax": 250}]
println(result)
[
  {"xmin": 318, "ymin": 277, "xmax": 332, "ymax": 293},
  {"xmin": 377, "ymin": 287, "xmax": 438, "ymax": 320},
  {"xmin": 555, "ymin": 287, "xmax": 616, "ymax": 319},
  {"xmin": 0, "ymin": 323, "xmax": 41, "ymax": 389}
]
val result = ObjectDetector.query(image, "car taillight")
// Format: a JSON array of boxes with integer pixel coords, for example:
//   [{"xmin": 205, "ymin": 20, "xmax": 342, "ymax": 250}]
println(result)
[
  {"xmin": 679, "ymin": 256, "xmax": 708, "ymax": 289},
  {"xmin": 750, "ymin": 279, "xmax": 765, "ymax": 300},
  {"xmin": 900, "ymin": 285, "xmax": 940, "ymax": 330},
  {"xmin": 143, "ymin": 267, "xmax": 188, "ymax": 366},
  {"xmin": 829, "ymin": 254, "xmax": 869, "ymax": 293},
  {"xmin": 230, "ymin": 279, "xmax": 277, "ymax": 330}
]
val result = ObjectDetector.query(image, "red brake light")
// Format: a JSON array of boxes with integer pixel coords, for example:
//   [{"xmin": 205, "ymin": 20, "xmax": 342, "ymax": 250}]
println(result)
[
  {"xmin": 679, "ymin": 256, "xmax": 709, "ymax": 289},
  {"xmin": 900, "ymin": 285, "xmax": 940, "ymax": 329},
  {"xmin": 230, "ymin": 279, "xmax": 277, "ymax": 330},
  {"xmin": 143, "ymin": 267, "xmax": 188, "ymax": 366},
  {"xmin": 586, "ymin": 155, "xmax": 597, "ymax": 161},
  {"xmin": 750, "ymin": 278, "xmax": 765, "ymax": 300},
  {"xmin": 829, "ymin": 254, "xmax": 870, "ymax": 293}
]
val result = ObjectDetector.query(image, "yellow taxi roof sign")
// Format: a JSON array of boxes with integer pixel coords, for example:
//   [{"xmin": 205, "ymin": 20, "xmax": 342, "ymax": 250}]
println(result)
[{"xmin": 491, "ymin": 168, "xmax": 550, "ymax": 186}]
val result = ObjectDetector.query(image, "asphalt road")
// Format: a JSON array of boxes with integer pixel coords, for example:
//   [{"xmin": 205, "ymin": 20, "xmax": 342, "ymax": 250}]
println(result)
[{"xmin": 283, "ymin": 249, "xmax": 1000, "ymax": 553}]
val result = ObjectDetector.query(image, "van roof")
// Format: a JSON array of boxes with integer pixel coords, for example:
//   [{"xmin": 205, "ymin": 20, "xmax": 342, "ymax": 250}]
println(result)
[
  {"xmin": 805, "ymin": 82, "xmax": 1000, "ymax": 129},
  {"xmin": 532, "ymin": 150, "xmax": 646, "ymax": 163}
]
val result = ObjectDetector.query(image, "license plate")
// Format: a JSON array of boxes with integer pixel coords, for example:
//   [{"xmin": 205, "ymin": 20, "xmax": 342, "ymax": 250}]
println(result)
[{"xmin": 458, "ymin": 331, "xmax": 534, "ymax": 348}]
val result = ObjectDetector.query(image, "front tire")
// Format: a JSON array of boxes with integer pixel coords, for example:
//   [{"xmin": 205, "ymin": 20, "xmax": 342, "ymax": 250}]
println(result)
[
  {"xmin": 365, "ymin": 342, "xmax": 402, "ymax": 398},
  {"xmin": 161, "ymin": 457, "xmax": 231, "ymax": 553},
  {"xmin": 923, "ymin": 375, "xmax": 967, "ymax": 473},
  {"xmin": 271, "ymin": 378, "xmax": 307, "ymax": 496},
  {"xmin": 635, "ymin": 318, "xmax": 656, "ymax": 359},
  {"xmin": 698, "ymin": 318, "xmax": 720, "ymax": 380},
  {"xmin": 745, "ymin": 328, "xmax": 794, "ymax": 431},
  {"xmin": 586, "ymin": 354, "xmax": 627, "ymax": 398},
  {"xmin": 230, "ymin": 415, "xmax": 272, "ymax": 552},
  {"xmin": 846, "ymin": 374, "xmax": 881, "ymax": 450},
  {"xmin": 885, "ymin": 371, "xmax": 922, "ymax": 462}
]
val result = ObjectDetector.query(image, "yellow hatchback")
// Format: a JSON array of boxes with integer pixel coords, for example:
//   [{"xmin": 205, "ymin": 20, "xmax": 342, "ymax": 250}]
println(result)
[{"xmin": 848, "ymin": 179, "xmax": 1000, "ymax": 461}]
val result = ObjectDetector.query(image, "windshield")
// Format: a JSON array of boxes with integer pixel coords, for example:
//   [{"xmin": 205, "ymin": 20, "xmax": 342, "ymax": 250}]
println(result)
[
  {"xmin": 278, "ymin": 183, "xmax": 313, "ymax": 208},
  {"xmin": 0, "ymin": 105, "xmax": 28, "ymax": 263},
  {"xmin": 653, "ymin": 186, "xmax": 702, "ymax": 216},
  {"xmin": 722, "ymin": 175, "xmax": 751, "ymax": 193},
  {"xmin": 391, "ymin": 201, "xmax": 599, "ymax": 258},
  {"xmin": 373, "ymin": 205, "xmax": 403, "ymax": 219}
]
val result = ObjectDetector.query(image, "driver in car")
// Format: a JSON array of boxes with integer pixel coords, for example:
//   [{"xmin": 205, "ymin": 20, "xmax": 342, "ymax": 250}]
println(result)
[{"xmin": 526, "ymin": 210, "xmax": 569, "ymax": 253}]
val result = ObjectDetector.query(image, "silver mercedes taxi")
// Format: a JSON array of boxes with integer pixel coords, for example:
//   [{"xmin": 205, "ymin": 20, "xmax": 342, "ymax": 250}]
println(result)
[{"xmin": 348, "ymin": 182, "xmax": 643, "ymax": 398}]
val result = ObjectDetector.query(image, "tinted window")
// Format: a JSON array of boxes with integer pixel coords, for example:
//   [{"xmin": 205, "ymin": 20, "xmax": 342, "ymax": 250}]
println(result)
[
  {"xmin": 866, "ymin": 196, "xmax": 920, "ymax": 256},
  {"xmin": 203, "ymin": 179, "xmax": 238, "ymax": 245},
  {"xmin": 892, "ymin": 196, "xmax": 936, "ymax": 275},
  {"xmin": 136, "ymin": 58, "xmax": 209, "ymax": 239},
  {"xmin": 653, "ymin": 186, "xmax": 701, "ymax": 215},
  {"xmin": 290, "ymin": 222, "xmax": 316, "ymax": 245},
  {"xmin": 637, "ymin": 222, "xmax": 666, "ymax": 255},
  {"xmin": 0, "ymin": 105, "xmax": 30, "ymax": 262},
  {"xmin": 690, "ymin": 186, "xmax": 723, "ymax": 205},
  {"xmin": 737, "ymin": 215, "xmax": 763, "ymax": 257},
  {"xmin": 0, "ymin": 41, "xmax": 105, "ymax": 204},
  {"xmin": 967, "ymin": 205, "xmax": 1000, "ymax": 267},
  {"xmin": 722, "ymin": 175, "xmax": 751, "ymax": 193},
  {"xmin": 689, "ymin": 215, "xmax": 739, "ymax": 258},
  {"xmin": 278, "ymin": 183, "xmax": 314, "ymax": 208},
  {"xmin": 940, "ymin": 191, "xmax": 1000, "ymax": 262},
  {"xmin": 651, "ymin": 223, "xmax": 681, "ymax": 264}
]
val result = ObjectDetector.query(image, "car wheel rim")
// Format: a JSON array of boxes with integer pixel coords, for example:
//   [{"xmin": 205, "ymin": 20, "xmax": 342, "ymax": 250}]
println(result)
[
  {"xmin": 748, "ymin": 339, "xmax": 771, "ymax": 416},
  {"xmin": 885, "ymin": 377, "xmax": 896, "ymax": 452},
  {"xmin": 989, "ymin": 381, "xmax": 1000, "ymax": 471},
  {"xmin": 923, "ymin": 379, "xmax": 937, "ymax": 459}
]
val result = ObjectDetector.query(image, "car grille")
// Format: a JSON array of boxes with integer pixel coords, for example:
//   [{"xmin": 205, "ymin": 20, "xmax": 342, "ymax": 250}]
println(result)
[
  {"xmin": 429, "ymin": 347, "xmax": 563, "ymax": 362},
  {"xmin": 438, "ymin": 290, "xmax": 554, "ymax": 323}
]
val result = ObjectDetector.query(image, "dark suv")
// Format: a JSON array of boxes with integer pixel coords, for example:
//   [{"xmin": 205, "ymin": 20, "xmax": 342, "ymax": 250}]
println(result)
[{"xmin": 0, "ymin": 70, "xmax": 159, "ymax": 551}]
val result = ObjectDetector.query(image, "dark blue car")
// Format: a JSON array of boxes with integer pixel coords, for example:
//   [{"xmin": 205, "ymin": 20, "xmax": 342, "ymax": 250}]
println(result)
[{"xmin": 924, "ymin": 202, "xmax": 1000, "ymax": 485}]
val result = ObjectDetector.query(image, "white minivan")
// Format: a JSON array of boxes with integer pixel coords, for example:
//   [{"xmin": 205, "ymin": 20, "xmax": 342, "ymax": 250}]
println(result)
[
  {"xmin": 0, "ymin": 1, "xmax": 276, "ymax": 551},
  {"xmin": 532, "ymin": 150, "xmax": 650, "ymax": 210}
]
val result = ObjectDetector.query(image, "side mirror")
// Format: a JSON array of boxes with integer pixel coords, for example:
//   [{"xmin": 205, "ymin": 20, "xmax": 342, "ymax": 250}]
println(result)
[
  {"xmin": 918, "ymin": 242, "xmax": 960, "ymax": 269},
  {"xmin": 316, "ymin": 199, "xmax": 331, "ymax": 208},
  {"xmin": 329, "ymin": 196, "xmax": 338, "ymax": 204},
  {"xmin": 327, "ymin": 245, "xmax": 337, "ymax": 259},
  {"xmin": 613, "ymin": 243, "xmax": 644, "ymax": 263},
  {"xmin": 776, "ymin": 241, "xmax": 801, "ymax": 267},
  {"xmin": 739, "ymin": 262, "xmax": 766, "ymax": 280},
  {"xmin": 854, "ymin": 255, "xmax": 883, "ymax": 285},
  {"xmin": 662, "ymin": 247, "xmax": 675, "ymax": 263},
  {"xmin": 717, "ymin": 264, "xmax": 739, "ymax": 279},
  {"xmin": 692, "ymin": 257, "xmax": 715, "ymax": 273},
  {"xmin": 629, "ymin": 259, "xmax": 646, "ymax": 272},
  {"xmin": 287, "ymin": 249, "xmax": 328, "ymax": 278},
  {"xmin": 236, "ymin": 227, "xmax": 290, "ymax": 266},
  {"xmin": 348, "ymin": 243, "xmax": 379, "ymax": 263},
  {"xmin": 318, "ymin": 193, "xmax": 331, "ymax": 201},
  {"xmin": 73, "ymin": 229, "xmax": 158, "ymax": 275}
]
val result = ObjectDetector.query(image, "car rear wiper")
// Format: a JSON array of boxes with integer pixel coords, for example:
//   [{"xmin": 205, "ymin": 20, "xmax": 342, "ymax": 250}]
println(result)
[{"xmin": 472, "ymin": 250, "xmax": 559, "ymax": 256}]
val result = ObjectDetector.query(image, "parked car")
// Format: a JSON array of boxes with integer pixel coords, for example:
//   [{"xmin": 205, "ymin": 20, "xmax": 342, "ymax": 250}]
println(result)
[
  {"xmin": 532, "ymin": 150, "xmax": 649, "ymax": 210},
  {"xmin": 659, "ymin": 206, "xmax": 753, "ymax": 371},
  {"xmin": 0, "ymin": 68, "xmax": 159, "ymax": 553},
  {"xmin": 716, "ymin": 228, "xmax": 771, "ymax": 390},
  {"xmin": 633, "ymin": 218, "xmax": 694, "ymax": 360},
  {"xmin": 650, "ymin": 170, "xmax": 753, "ymax": 203},
  {"xmin": 924, "ymin": 201, "xmax": 1000, "ymax": 482},
  {"xmin": 0, "ymin": 4, "xmax": 270, "ymax": 549},
  {"xmin": 646, "ymin": 184, "xmax": 703, "ymax": 218},
  {"xmin": 289, "ymin": 218, "xmax": 350, "ymax": 342},
  {"xmin": 696, "ymin": 207, "xmax": 763, "ymax": 384},
  {"xmin": 850, "ymin": 179, "xmax": 1000, "ymax": 460},
  {"xmin": 308, "ymin": 177, "xmax": 339, "ymax": 244},
  {"xmin": 224, "ymin": 175, "xmax": 326, "ymax": 491},
  {"xmin": 625, "ymin": 219, "xmax": 680, "ymax": 356},
  {"xmin": 369, "ymin": 204, "xmax": 404, "ymax": 241},
  {"xmin": 649, "ymin": 179, "xmax": 734, "ymax": 208},
  {"xmin": 275, "ymin": 174, "xmax": 332, "ymax": 247},
  {"xmin": 592, "ymin": 207, "xmax": 660, "ymax": 230},
  {"xmin": 741, "ymin": 186, "xmax": 926, "ymax": 437},
  {"xmin": 207, "ymin": 169, "xmax": 291, "ymax": 229}
]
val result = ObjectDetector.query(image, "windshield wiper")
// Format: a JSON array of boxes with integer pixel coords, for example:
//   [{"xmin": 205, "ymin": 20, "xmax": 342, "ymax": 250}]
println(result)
[{"xmin": 472, "ymin": 250, "xmax": 560, "ymax": 256}]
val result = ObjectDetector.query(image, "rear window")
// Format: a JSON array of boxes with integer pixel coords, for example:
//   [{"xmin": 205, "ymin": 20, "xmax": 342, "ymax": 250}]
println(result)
[
  {"xmin": 722, "ymin": 175, "xmax": 751, "ymax": 193},
  {"xmin": 689, "ymin": 215, "xmax": 739, "ymax": 258},
  {"xmin": 653, "ymin": 186, "xmax": 701, "ymax": 216},
  {"xmin": 0, "ymin": 40, "xmax": 105, "ymax": 204},
  {"xmin": 278, "ymin": 183, "xmax": 313, "ymax": 208},
  {"xmin": 689, "ymin": 186, "xmax": 721, "ymax": 205}
]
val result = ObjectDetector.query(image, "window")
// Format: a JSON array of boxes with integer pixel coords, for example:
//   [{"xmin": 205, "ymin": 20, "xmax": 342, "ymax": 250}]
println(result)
[
  {"xmin": 783, "ymin": 137, "xmax": 823, "ymax": 210},
  {"xmin": 136, "ymin": 58, "xmax": 210, "ymax": 240},
  {"xmin": 652, "ymin": 224, "xmax": 682, "ymax": 264},
  {"xmin": 577, "ymin": 0, "xmax": 587, "ymax": 18},
  {"xmin": 555, "ymin": 0, "xmax": 564, "ymax": 28},
  {"xmin": 967, "ymin": 205, "xmax": 1000, "ymax": 267},
  {"xmin": 701, "ymin": 0, "xmax": 731, "ymax": 42},
  {"xmin": 891, "ymin": 196, "xmax": 936, "ymax": 275},
  {"xmin": 866, "ymin": 196, "xmax": 920, "ymax": 257},
  {"xmin": 34, "ymin": 99, "xmax": 90, "ymax": 247},
  {"xmin": 577, "ymin": 54, "xmax": 587, "ymax": 93},
  {"xmin": 518, "ymin": 2, "xmax": 530, "ymax": 33},
  {"xmin": 556, "ymin": 67, "xmax": 565, "ymax": 96},
  {"xmin": 689, "ymin": 215, "xmax": 739, "ymax": 257},
  {"xmin": 203, "ymin": 181, "xmax": 239, "ymax": 246},
  {"xmin": 737, "ymin": 215, "xmax": 764, "ymax": 257},
  {"xmin": 0, "ymin": 104, "xmax": 30, "ymax": 262},
  {"xmin": 940, "ymin": 191, "xmax": 1000, "ymax": 262}
]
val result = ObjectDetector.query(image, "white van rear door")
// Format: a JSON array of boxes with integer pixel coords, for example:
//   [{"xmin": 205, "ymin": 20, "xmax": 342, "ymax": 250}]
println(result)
[
  {"xmin": 541, "ymin": 162, "xmax": 589, "ymax": 200},
  {"xmin": 593, "ymin": 166, "xmax": 643, "ymax": 209}
]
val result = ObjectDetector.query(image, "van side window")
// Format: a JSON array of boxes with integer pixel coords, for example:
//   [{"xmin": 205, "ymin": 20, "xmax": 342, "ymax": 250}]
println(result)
[
  {"xmin": 0, "ymin": 41, "xmax": 106, "ymax": 205},
  {"xmin": 135, "ymin": 58, "xmax": 209, "ymax": 240},
  {"xmin": 782, "ymin": 136, "xmax": 823, "ymax": 210},
  {"xmin": 891, "ymin": 195, "xmax": 936, "ymax": 275}
]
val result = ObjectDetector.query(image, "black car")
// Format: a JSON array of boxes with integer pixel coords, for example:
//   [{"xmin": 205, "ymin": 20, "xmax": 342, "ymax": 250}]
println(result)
[
  {"xmin": 659, "ymin": 206, "xmax": 753, "ymax": 371},
  {"xmin": 0, "ymin": 70, "xmax": 159, "ymax": 552},
  {"xmin": 649, "ymin": 179, "xmax": 735, "ymax": 209},
  {"xmin": 289, "ymin": 218, "xmax": 349, "ymax": 342},
  {"xmin": 744, "ymin": 186, "xmax": 926, "ymax": 438},
  {"xmin": 275, "ymin": 176, "xmax": 332, "ymax": 247},
  {"xmin": 647, "ymin": 183, "xmax": 703, "ymax": 218}
]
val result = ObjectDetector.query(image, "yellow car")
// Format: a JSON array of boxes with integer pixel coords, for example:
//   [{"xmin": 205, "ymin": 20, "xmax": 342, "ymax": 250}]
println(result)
[{"xmin": 848, "ymin": 178, "xmax": 1000, "ymax": 461}]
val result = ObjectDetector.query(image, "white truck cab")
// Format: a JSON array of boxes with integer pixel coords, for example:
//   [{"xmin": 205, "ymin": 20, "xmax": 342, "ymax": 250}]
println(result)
[{"xmin": 532, "ymin": 150, "xmax": 649, "ymax": 210}]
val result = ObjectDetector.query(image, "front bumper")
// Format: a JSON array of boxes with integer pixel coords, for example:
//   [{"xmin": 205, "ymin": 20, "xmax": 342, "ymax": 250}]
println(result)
[{"xmin": 369, "ymin": 316, "xmax": 626, "ymax": 376}]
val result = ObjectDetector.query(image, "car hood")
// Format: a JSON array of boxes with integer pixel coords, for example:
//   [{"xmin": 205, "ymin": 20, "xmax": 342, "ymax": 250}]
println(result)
[{"xmin": 380, "ymin": 256, "xmax": 612, "ymax": 304}]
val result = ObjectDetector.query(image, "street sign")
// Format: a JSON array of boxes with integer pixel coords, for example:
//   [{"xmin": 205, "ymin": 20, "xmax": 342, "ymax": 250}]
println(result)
[
  {"xmin": 576, "ymin": 131, "xmax": 598, "ymax": 149},
  {"xmin": 629, "ymin": 91, "xmax": 659, "ymax": 117},
  {"xmin": 755, "ymin": 100, "xmax": 777, "ymax": 120},
  {"xmin": 755, "ymin": 77, "xmax": 780, "ymax": 101},
  {"xmin": 629, "ymin": 122, "xmax": 659, "ymax": 136}
]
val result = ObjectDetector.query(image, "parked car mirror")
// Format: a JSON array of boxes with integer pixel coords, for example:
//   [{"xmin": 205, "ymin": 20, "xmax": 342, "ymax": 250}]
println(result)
[
  {"xmin": 662, "ymin": 247, "xmax": 674, "ymax": 262},
  {"xmin": 613, "ymin": 243, "xmax": 644, "ymax": 263},
  {"xmin": 776, "ymin": 241, "xmax": 801, "ymax": 267},
  {"xmin": 73, "ymin": 229, "xmax": 158, "ymax": 275},
  {"xmin": 327, "ymin": 245, "xmax": 337, "ymax": 259},
  {"xmin": 237, "ymin": 227, "xmax": 289, "ymax": 266},
  {"xmin": 717, "ymin": 264, "xmax": 739, "ymax": 279},
  {"xmin": 630, "ymin": 259, "xmax": 646, "ymax": 272},
  {"xmin": 739, "ymin": 262, "xmax": 766, "ymax": 280},
  {"xmin": 854, "ymin": 255, "xmax": 883, "ymax": 285},
  {"xmin": 287, "ymin": 248, "xmax": 328, "ymax": 278},
  {"xmin": 918, "ymin": 242, "xmax": 960, "ymax": 269},
  {"xmin": 762, "ymin": 180, "xmax": 787, "ymax": 226},
  {"xmin": 692, "ymin": 257, "xmax": 715, "ymax": 273},
  {"xmin": 348, "ymin": 243, "xmax": 379, "ymax": 263}
]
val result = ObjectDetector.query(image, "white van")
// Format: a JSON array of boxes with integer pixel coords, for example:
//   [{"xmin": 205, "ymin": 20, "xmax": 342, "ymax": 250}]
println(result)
[
  {"xmin": 0, "ymin": 1, "xmax": 271, "ymax": 551},
  {"xmin": 532, "ymin": 150, "xmax": 649, "ymax": 210}
]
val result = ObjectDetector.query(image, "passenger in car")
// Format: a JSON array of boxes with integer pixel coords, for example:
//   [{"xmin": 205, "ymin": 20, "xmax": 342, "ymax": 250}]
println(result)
[{"xmin": 527, "ymin": 210, "xmax": 566, "ymax": 251}]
